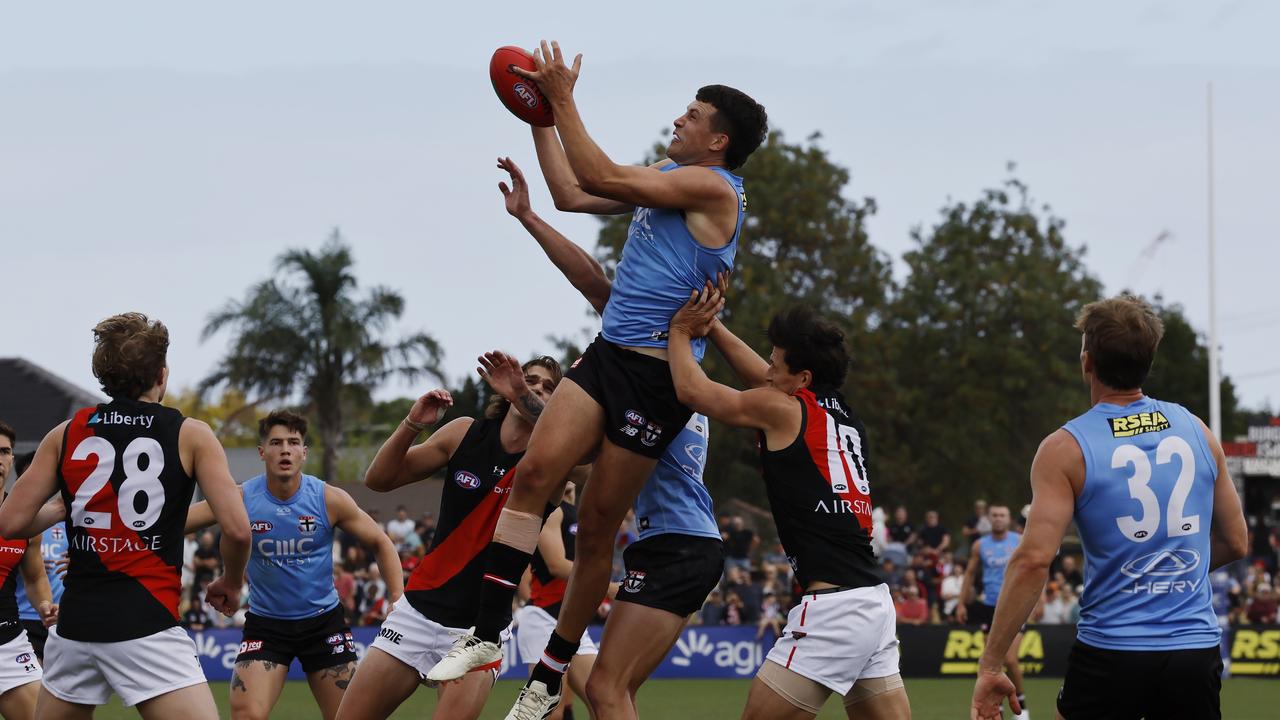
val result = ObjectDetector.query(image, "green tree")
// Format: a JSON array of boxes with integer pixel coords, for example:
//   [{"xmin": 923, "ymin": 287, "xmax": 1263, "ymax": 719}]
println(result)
[
  {"xmin": 592, "ymin": 132, "xmax": 895, "ymax": 506},
  {"xmin": 1143, "ymin": 297, "xmax": 1246, "ymax": 439},
  {"xmin": 886, "ymin": 175, "xmax": 1104, "ymax": 519},
  {"xmin": 165, "ymin": 387, "xmax": 265, "ymax": 448},
  {"xmin": 200, "ymin": 231, "xmax": 444, "ymax": 482}
]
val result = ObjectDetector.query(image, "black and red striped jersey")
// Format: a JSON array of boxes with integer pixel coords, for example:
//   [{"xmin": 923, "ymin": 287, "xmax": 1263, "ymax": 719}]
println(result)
[
  {"xmin": 56, "ymin": 399, "xmax": 196, "ymax": 641},
  {"xmin": 529, "ymin": 501, "xmax": 577, "ymax": 617},
  {"xmin": 758, "ymin": 386, "xmax": 881, "ymax": 590},
  {"xmin": 0, "ymin": 536, "xmax": 28, "ymax": 644},
  {"xmin": 405, "ymin": 417, "xmax": 524, "ymax": 628}
]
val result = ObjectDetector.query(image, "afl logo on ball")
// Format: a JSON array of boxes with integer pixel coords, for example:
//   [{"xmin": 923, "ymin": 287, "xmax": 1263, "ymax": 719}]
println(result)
[
  {"xmin": 512, "ymin": 83, "xmax": 539, "ymax": 109},
  {"xmin": 454, "ymin": 471, "xmax": 482, "ymax": 490}
]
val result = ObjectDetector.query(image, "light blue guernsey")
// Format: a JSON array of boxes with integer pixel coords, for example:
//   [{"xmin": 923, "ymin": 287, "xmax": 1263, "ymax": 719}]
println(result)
[
  {"xmin": 1063, "ymin": 397, "xmax": 1219, "ymax": 651},
  {"xmin": 601, "ymin": 164, "xmax": 745, "ymax": 362},
  {"xmin": 16, "ymin": 525, "xmax": 68, "ymax": 620},
  {"xmin": 243, "ymin": 473, "xmax": 339, "ymax": 620},
  {"xmin": 979, "ymin": 531, "xmax": 1021, "ymax": 607},
  {"xmin": 635, "ymin": 413, "xmax": 719, "ymax": 541}
]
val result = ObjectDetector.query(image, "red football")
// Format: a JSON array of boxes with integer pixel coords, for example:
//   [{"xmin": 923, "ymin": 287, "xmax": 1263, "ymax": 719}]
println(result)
[{"xmin": 489, "ymin": 46, "xmax": 554, "ymax": 127}]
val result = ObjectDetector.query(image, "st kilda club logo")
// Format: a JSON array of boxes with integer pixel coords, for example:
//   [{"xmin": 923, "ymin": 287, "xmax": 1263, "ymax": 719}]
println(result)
[{"xmin": 297, "ymin": 515, "xmax": 318, "ymax": 535}]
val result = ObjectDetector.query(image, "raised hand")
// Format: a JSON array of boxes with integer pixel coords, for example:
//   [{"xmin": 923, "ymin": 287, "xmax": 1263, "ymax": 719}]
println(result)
[
  {"xmin": 497, "ymin": 157, "xmax": 532, "ymax": 219},
  {"xmin": 477, "ymin": 351, "xmax": 529, "ymax": 405},
  {"xmin": 510, "ymin": 40, "xmax": 581, "ymax": 104},
  {"xmin": 671, "ymin": 282, "xmax": 725, "ymax": 339},
  {"xmin": 407, "ymin": 389, "xmax": 454, "ymax": 428}
]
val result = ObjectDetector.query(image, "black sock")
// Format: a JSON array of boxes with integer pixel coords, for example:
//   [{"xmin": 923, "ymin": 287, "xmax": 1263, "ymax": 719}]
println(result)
[
  {"xmin": 528, "ymin": 631, "xmax": 581, "ymax": 696},
  {"xmin": 474, "ymin": 542, "xmax": 532, "ymax": 642}
]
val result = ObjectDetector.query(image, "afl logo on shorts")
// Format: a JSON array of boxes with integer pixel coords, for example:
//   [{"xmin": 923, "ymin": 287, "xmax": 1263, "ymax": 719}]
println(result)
[
  {"xmin": 251, "ymin": 521, "xmax": 273, "ymax": 534},
  {"xmin": 454, "ymin": 471, "xmax": 482, "ymax": 490},
  {"xmin": 512, "ymin": 83, "xmax": 539, "ymax": 108},
  {"xmin": 622, "ymin": 569, "xmax": 646, "ymax": 593},
  {"xmin": 326, "ymin": 633, "xmax": 344, "ymax": 645},
  {"xmin": 15, "ymin": 653, "xmax": 31, "ymax": 664},
  {"xmin": 297, "ymin": 516, "xmax": 318, "ymax": 535}
]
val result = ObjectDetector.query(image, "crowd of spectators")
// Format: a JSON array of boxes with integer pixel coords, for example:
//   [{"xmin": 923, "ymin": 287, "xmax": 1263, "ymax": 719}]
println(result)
[{"xmin": 176, "ymin": 497, "xmax": 1280, "ymax": 635}]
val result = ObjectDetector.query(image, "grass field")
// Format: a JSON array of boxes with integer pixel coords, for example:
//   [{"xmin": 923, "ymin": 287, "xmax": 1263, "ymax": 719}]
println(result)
[{"xmin": 87, "ymin": 678, "xmax": 1280, "ymax": 718}]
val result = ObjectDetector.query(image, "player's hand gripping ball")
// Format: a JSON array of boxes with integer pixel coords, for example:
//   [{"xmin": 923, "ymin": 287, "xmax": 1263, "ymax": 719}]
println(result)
[{"xmin": 489, "ymin": 46, "xmax": 554, "ymax": 127}]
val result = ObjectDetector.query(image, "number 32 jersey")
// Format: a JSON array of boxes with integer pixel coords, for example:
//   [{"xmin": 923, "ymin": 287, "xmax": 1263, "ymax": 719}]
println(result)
[
  {"xmin": 56, "ymin": 400, "xmax": 196, "ymax": 641},
  {"xmin": 1063, "ymin": 396, "xmax": 1219, "ymax": 652}
]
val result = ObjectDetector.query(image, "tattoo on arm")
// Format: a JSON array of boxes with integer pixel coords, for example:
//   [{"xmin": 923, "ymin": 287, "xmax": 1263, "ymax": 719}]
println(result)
[{"xmin": 517, "ymin": 392, "xmax": 546, "ymax": 421}]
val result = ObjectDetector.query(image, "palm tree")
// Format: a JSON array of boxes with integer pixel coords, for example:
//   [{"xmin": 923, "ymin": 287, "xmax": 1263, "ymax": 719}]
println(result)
[{"xmin": 200, "ymin": 230, "xmax": 443, "ymax": 482}]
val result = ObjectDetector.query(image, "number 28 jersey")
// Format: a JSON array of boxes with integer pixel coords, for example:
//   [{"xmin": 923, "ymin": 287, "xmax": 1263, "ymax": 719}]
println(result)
[
  {"xmin": 1063, "ymin": 396, "xmax": 1219, "ymax": 651},
  {"xmin": 56, "ymin": 399, "xmax": 196, "ymax": 642}
]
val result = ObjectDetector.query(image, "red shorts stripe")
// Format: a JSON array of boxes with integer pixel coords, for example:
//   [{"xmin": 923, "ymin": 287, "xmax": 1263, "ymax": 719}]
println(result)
[{"xmin": 785, "ymin": 645, "xmax": 797, "ymax": 669}]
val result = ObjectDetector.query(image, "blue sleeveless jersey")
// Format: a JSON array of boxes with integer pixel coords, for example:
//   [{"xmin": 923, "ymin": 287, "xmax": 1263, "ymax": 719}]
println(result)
[
  {"xmin": 979, "ymin": 532, "xmax": 1021, "ymax": 607},
  {"xmin": 16, "ymin": 524, "xmax": 68, "ymax": 621},
  {"xmin": 1063, "ymin": 397, "xmax": 1220, "ymax": 651},
  {"xmin": 635, "ymin": 413, "xmax": 719, "ymax": 541},
  {"xmin": 601, "ymin": 164, "xmax": 745, "ymax": 361},
  {"xmin": 243, "ymin": 474, "xmax": 339, "ymax": 620}
]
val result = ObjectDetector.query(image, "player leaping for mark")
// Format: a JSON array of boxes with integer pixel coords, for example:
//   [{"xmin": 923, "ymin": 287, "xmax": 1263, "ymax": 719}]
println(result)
[
  {"xmin": 667, "ymin": 289, "xmax": 912, "ymax": 720},
  {"xmin": 183, "ymin": 411, "xmax": 404, "ymax": 720},
  {"xmin": 499, "ymin": 157, "xmax": 727, "ymax": 720},
  {"xmin": 0, "ymin": 313, "xmax": 252, "ymax": 720},
  {"xmin": 969, "ymin": 295, "xmax": 1248, "ymax": 720},
  {"xmin": 425, "ymin": 38, "xmax": 766, "ymax": 707}
]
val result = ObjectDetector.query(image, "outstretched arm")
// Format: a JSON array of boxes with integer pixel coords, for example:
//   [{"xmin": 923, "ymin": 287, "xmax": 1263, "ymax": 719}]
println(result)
[
  {"xmin": 476, "ymin": 349, "xmax": 549, "ymax": 425},
  {"xmin": 531, "ymin": 127, "xmax": 634, "ymax": 215},
  {"xmin": 499, "ymin": 156, "xmax": 611, "ymax": 313},
  {"xmin": 365, "ymin": 390, "xmax": 468, "ymax": 492},
  {"xmin": 328, "ymin": 486, "xmax": 405, "ymax": 602},
  {"xmin": 707, "ymin": 321, "xmax": 769, "ymax": 389},
  {"xmin": 668, "ymin": 287, "xmax": 791, "ymax": 433},
  {"xmin": 517, "ymin": 41, "xmax": 733, "ymax": 211}
]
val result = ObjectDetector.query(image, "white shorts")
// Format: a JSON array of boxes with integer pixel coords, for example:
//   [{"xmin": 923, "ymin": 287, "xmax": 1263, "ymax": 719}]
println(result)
[
  {"xmin": 0, "ymin": 630, "xmax": 41, "ymax": 696},
  {"xmin": 371, "ymin": 596, "xmax": 512, "ymax": 682},
  {"xmin": 514, "ymin": 605, "xmax": 598, "ymax": 665},
  {"xmin": 42, "ymin": 625, "xmax": 207, "ymax": 707},
  {"xmin": 764, "ymin": 584, "xmax": 900, "ymax": 695}
]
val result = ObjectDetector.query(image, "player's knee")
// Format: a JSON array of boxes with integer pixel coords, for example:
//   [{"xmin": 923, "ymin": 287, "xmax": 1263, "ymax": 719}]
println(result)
[
  {"xmin": 574, "ymin": 505, "xmax": 623, "ymax": 547},
  {"xmin": 230, "ymin": 706, "xmax": 271, "ymax": 720},
  {"xmin": 584, "ymin": 668, "xmax": 626, "ymax": 711},
  {"xmin": 514, "ymin": 454, "xmax": 559, "ymax": 494}
]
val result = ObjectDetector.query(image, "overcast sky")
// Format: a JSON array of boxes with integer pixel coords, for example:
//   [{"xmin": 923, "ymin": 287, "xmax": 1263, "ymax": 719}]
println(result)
[{"xmin": 3, "ymin": 1, "xmax": 1277, "ymax": 417}]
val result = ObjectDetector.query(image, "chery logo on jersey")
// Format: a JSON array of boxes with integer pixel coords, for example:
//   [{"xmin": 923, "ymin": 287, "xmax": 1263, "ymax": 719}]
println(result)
[
  {"xmin": 250, "ymin": 521, "xmax": 273, "ymax": 534},
  {"xmin": 454, "ymin": 471, "xmax": 482, "ymax": 490},
  {"xmin": 1109, "ymin": 411, "xmax": 1171, "ymax": 438},
  {"xmin": 87, "ymin": 410, "xmax": 155, "ymax": 428},
  {"xmin": 1120, "ymin": 548, "xmax": 1200, "ymax": 578},
  {"xmin": 297, "ymin": 516, "xmax": 318, "ymax": 535}
]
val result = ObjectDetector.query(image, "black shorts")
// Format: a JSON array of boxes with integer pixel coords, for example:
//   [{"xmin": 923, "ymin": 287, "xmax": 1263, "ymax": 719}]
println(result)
[
  {"xmin": 566, "ymin": 335, "xmax": 693, "ymax": 459},
  {"xmin": 615, "ymin": 534, "xmax": 724, "ymax": 617},
  {"xmin": 20, "ymin": 620, "xmax": 48, "ymax": 658},
  {"xmin": 967, "ymin": 602, "xmax": 1026, "ymax": 634},
  {"xmin": 236, "ymin": 605, "xmax": 357, "ymax": 673},
  {"xmin": 1057, "ymin": 641, "xmax": 1222, "ymax": 720}
]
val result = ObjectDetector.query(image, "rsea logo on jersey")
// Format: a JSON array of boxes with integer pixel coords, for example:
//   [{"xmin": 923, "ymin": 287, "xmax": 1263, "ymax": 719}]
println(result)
[{"xmin": 1109, "ymin": 411, "xmax": 1171, "ymax": 438}]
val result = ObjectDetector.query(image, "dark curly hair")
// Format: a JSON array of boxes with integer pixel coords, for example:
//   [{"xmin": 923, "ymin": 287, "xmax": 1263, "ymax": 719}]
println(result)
[
  {"xmin": 767, "ymin": 307, "xmax": 849, "ymax": 388},
  {"xmin": 696, "ymin": 85, "xmax": 768, "ymax": 171}
]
